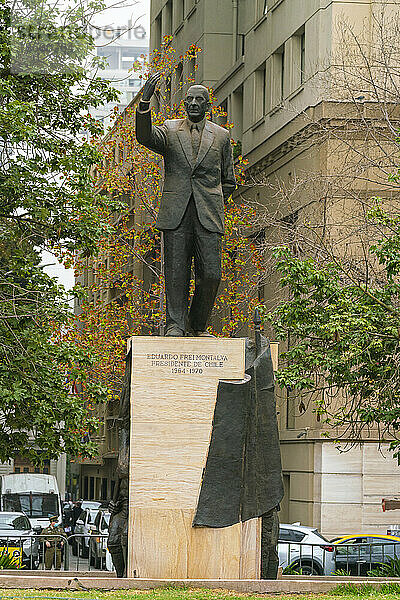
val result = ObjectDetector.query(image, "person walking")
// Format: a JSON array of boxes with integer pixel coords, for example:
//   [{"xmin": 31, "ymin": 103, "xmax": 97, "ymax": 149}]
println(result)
[
  {"xmin": 42, "ymin": 515, "xmax": 65, "ymax": 570},
  {"xmin": 72, "ymin": 500, "xmax": 82, "ymax": 528}
]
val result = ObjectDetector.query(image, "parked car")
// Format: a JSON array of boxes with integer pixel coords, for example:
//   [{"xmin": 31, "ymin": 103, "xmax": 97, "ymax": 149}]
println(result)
[
  {"xmin": 278, "ymin": 523, "xmax": 336, "ymax": 575},
  {"xmin": 0, "ymin": 512, "xmax": 40, "ymax": 569},
  {"xmin": 333, "ymin": 534, "xmax": 400, "ymax": 575},
  {"xmin": 73, "ymin": 505, "xmax": 101, "ymax": 557},
  {"xmin": 89, "ymin": 509, "xmax": 110, "ymax": 568}
]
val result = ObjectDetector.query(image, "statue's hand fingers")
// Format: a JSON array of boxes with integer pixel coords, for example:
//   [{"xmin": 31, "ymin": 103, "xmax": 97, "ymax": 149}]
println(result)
[
  {"xmin": 149, "ymin": 72, "xmax": 162, "ymax": 87},
  {"xmin": 145, "ymin": 74, "xmax": 156, "ymax": 87}
]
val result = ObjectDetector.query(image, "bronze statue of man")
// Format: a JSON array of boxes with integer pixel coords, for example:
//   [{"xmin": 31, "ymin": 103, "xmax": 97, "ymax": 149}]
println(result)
[{"xmin": 135, "ymin": 73, "xmax": 236, "ymax": 337}]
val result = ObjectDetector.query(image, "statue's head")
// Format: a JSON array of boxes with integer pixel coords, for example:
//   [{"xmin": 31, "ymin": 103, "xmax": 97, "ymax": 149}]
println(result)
[{"xmin": 184, "ymin": 85, "xmax": 211, "ymax": 122}]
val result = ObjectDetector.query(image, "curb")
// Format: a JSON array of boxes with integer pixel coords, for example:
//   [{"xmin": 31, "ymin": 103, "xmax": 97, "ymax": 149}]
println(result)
[{"xmin": 0, "ymin": 575, "xmax": 398, "ymax": 592}]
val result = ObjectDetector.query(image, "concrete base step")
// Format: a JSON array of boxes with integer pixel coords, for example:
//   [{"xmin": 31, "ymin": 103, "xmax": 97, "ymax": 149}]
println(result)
[{"xmin": 0, "ymin": 575, "xmax": 398, "ymax": 592}]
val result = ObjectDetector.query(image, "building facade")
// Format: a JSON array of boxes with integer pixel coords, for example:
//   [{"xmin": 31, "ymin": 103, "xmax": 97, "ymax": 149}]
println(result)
[
  {"xmin": 146, "ymin": 0, "xmax": 400, "ymax": 537},
  {"xmin": 91, "ymin": 22, "xmax": 149, "ymax": 131},
  {"xmin": 73, "ymin": 22, "xmax": 150, "ymax": 502}
]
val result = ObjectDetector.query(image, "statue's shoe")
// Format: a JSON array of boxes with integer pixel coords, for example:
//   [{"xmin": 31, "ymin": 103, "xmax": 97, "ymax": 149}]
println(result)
[
  {"xmin": 165, "ymin": 325, "xmax": 185, "ymax": 337},
  {"xmin": 194, "ymin": 330, "xmax": 215, "ymax": 337}
]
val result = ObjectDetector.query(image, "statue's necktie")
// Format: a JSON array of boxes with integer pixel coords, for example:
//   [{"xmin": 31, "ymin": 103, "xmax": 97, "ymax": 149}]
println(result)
[{"xmin": 191, "ymin": 124, "xmax": 201, "ymax": 159}]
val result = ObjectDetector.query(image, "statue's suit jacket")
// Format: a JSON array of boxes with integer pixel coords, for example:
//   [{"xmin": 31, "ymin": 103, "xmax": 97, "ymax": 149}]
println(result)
[{"xmin": 136, "ymin": 107, "xmax": 236, "ymax": 233}]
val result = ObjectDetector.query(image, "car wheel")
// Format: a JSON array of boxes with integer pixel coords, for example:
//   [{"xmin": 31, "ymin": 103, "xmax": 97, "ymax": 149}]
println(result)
[{"xmin": 293, "ymin": 561, "xmax": 321, "ymax": 575}]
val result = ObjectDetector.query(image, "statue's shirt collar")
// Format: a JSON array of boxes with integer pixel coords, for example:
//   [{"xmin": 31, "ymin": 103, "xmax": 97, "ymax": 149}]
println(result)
[{"xmin": 185, "ymin": 117, "xmax": 206, "ymax": 132}]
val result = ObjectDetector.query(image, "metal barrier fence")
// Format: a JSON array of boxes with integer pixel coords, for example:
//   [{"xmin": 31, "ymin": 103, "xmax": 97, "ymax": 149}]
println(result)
[
  {"xmin": 1, "ymin": 535, "xmax": 399, "ymax": 576},
  {"xmin": 279, "ymin": 541, "xmax": 400, "ymax": 576},
  {"xmin": 0, "ymin": 534, "xmax": 111, "ymax": 571}
]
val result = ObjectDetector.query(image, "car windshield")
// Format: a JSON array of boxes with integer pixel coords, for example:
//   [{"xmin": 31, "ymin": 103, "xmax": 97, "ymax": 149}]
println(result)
[
  {"xmin": 0, "ymin": 514, "xmax": 31, "ymax": 530},
  {"xmin": 3, "ymin": 494, "xmax": 59, "ymax": 518}
]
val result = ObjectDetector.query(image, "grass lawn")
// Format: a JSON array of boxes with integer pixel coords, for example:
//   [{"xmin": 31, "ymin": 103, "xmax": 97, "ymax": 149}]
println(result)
[{"xmin": 0, "ymin": 584, "xmax": 400, "ymax": 600}]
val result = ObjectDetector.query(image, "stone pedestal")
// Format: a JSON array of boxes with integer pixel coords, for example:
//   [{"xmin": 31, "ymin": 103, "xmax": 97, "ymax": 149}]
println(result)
[{"xmin": 127, "ymin": 336, "xmax": 261, "ymax": 579}]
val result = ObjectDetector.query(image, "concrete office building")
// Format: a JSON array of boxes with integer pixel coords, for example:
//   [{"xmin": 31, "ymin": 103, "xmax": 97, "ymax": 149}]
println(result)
[
  {"xmin": 91, "ymin": 23, "xmax": 149, "ymax": 131},
  {"xmin": 148, "ymin": 0, "xmax": 400, "ymax": 537},
  {"xmin": 75, "ymin": 21, "xmax": 148, "ymax": 498}
]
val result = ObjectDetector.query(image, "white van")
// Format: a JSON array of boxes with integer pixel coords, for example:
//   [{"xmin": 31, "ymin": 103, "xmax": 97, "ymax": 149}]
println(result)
[{"xmin": 0, "ymin": 474, "xmax": 62, "ymax": 530}]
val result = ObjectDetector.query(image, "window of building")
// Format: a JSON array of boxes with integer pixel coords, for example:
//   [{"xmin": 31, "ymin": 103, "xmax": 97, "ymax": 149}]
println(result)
[
  {"xmin": 101, "ymin": 478, "xmax": 108, "ymax": 501},
  {"xmin": 269, "ymin": 45, "xmax": 284, "ymax": 108},
  {"xmin": 218, "ymin": 99, "xmax": 228, "ymax": 127},
  {"xmin": 97, "ymin": 47, "xmax": 119, "ymax": 70},
  {"xmin": 185, "ymin": 0, "xmax": 195, "ymax": 16},
  {"xmin": 285, "ymin": 26, "xmax": 305, "ymax": 95},
  {"xmin": 120, "ymin": 46, "xmax": 147, "ymax": 69},
  {"xmin": 300, "ymin": 31, "xmax": 305, "ymax": 84},
  {"xmin": 83, "ymin": 476, "xmax": 89, "ymax": 499},
  {"xmin": 232, "ymin": 85, "xmax": 243, "ymax": 147},
  {"xmin": 89, "ymin": 477, "xmax": 95, "ymax": 500},
  {"xmin": 173, "ymin": 0, "xmax": 184, "ymax": 31},
  {"xmin": 253, "ymin": 62, "xmax": 266, "ymax": 122},
  {"xmin": 256, "ymin": 0, "xmax": 268, "ymax": 20},
  {"xmin": 154, "ymin": 12, "xmax": 162, "ymax": 50},
  {"xmin": 239, "ymin": 34, "xmax": 245, "ymax": 58},
  {"xmin": 164, "ymin": 75, "xmax": 172, "ymax": 106},
  {"xmin": 188, "ymin": 54, "xmax": 196, "ymax": 85},
  {"xmin": 95, "ymin": 477, "xmax": 101, "ymax": 500},
  {"xmin": 163, "ymin": 0, "xmax": 172, "ymax": 37},
  {"xmin": 174, "ymin": 61, "xmax": 183, "ymax": 106}
]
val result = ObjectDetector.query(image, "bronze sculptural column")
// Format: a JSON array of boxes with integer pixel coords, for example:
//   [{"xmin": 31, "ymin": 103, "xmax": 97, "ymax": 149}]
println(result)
[{"xmin": 135, "ymin": 73, "xmax": 236, "ymax": 336}]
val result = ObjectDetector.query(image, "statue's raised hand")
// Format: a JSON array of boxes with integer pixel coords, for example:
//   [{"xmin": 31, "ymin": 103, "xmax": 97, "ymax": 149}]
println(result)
[{"xmin": 141, "ymin": 72, "xmax": 162, "ymax": 101}]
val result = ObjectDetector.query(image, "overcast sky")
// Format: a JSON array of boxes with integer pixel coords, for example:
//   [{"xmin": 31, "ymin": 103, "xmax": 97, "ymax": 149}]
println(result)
[
  {"xmin": 92, "ymin": 0, "xmax": 150, "ymax": 31},
  {"xmin": 42, "ymin": 0, "xmax": 150, "ymax": 293}
]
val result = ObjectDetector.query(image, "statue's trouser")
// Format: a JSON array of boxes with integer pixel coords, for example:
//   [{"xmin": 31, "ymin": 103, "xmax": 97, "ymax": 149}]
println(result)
[
  {"xmin": 163, "ymin": 197, "xmax": 222, "ymax": 333},
  {"xmin": 261, "ymin": 508, "xmax": 280, "ymax": 579},
  {"xmin": 108, "ymin": 505, "xmax": 128, "ymax": 577}
]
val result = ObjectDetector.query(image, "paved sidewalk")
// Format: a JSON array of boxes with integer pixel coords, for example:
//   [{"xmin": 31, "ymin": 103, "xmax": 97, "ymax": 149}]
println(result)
[{"xmin": 36, "ymin": 555, "xmax": 113, "ymax": 574}]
